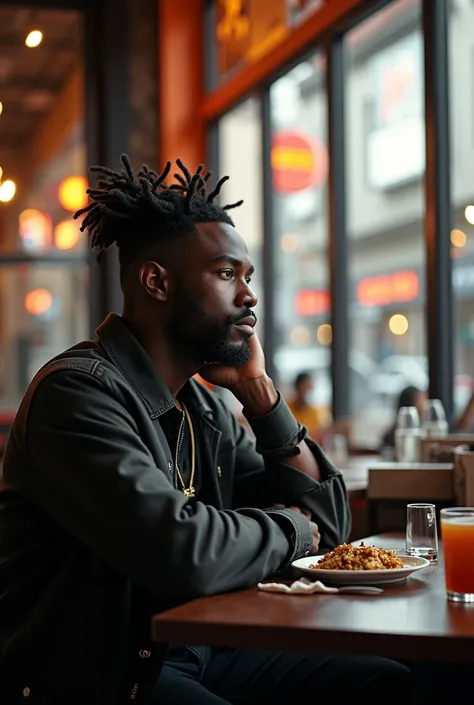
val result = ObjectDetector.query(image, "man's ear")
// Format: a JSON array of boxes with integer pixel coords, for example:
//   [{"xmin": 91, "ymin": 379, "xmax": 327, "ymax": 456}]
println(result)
[{"xmin": 139, "ymin": 260, "xmax": 171, "ymax": 302}]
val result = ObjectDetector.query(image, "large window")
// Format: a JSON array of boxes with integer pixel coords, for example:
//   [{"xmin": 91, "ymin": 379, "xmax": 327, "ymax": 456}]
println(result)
[
  {"xmin": 209, "ymin": 0, "xmax": 472, "ymax": 448},
  {"xmin": 345, "ymin": 0, "xmax": 426, "ymax": 449},
  {"xmin": 0, "ymin": 6, "xmax": 88, "ymax": 413},
  {"xmin": 449, "ymin": 0, "xmax": 474, "ymax": 427},
  {"xmin": 270, "ymin": 54, "xmax": 331, "ymax": 423}
]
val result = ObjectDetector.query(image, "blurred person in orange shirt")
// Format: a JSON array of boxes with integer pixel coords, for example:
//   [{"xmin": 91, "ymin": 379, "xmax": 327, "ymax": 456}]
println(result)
[{"xmin": 287, "ymin": 372, "xmax": 330, "ymax": 442}]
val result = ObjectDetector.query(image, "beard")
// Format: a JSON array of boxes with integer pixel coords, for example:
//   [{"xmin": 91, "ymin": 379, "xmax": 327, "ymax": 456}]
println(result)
[{"xmin": 167, "ymin": 285, "xmax": 254, "ymax": 367}]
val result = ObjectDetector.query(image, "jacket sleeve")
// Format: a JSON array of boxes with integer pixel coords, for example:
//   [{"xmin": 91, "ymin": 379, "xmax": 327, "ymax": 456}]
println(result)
[
  {"xmin": 231, "ymin": 394, "xmax": 351, "ymax": 551},
  {"xmin": 18, "ymin": 369, "xmax": 313, "ymax": 603}
]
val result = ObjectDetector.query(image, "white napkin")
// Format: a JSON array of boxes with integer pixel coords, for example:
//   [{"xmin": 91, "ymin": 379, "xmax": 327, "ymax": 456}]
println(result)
[{"xmin": 257, "ymin": 579, "xmax": 338, "ymax": 595}]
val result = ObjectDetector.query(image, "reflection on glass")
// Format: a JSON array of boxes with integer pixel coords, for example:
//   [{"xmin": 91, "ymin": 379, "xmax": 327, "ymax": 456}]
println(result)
[
  {"xmin": 270, "ymin": 53, "xmax": 331, "ymax": 437},
  {"xmin": 450, "ymin": 0, "xmax": 474, "ymax": 429},
  {"xmin": 0, "ymin": 6, "xmax": 88, "ymax": 415},
  {"xmin": 0, "ymin": 264, "xmax": 88, "ymax": 411},
  {"xmin": 0, "ymin": 7, "xmax": 86, "ymax": 255},
  {"xmin": 345, "ymin": 0, "xmax": 426, "ymax": 449}
]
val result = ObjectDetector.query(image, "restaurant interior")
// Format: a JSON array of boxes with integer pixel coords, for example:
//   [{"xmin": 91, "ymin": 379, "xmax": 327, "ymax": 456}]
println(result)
[
  {"xmin": 0, "ymin": 0, "xmax": 473, "ymax": 697},
  {"xmin": 1, "ymin": 0, "xmax": 473, "ymax": 526}
]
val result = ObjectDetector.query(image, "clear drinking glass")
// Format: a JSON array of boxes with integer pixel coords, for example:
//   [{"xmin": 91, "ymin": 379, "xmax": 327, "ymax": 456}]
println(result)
[
  {"xmin": 421, "ymin": 399, "xmax": 449, "ymax": 438},
  {"xmin": 440, "ymin": 507, "xmax": 474, "ymax": 603},
  {"xmin": 323, "ymin": 433, "xmax": 348, "ymax": 468},
  {"xmin": 406, "ymin": 503, "xmax": 438, "ymax": 561},
  {"xmin": 395, "ymin": 406, "xmax": 421, "ymax": 462}
]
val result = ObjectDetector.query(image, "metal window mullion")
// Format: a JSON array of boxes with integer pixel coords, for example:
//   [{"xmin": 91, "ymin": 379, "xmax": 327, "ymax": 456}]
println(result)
[
  {"xmin": 326, "ymin": 36, "xmax": 349, "ymax": 420},
  {"xmin": 261, "ymin": 89, "xmax": 277, "ymax": 383},
  {"xmin": 422, "ymin": 0, "xmax": 453, "ymax": 422}
]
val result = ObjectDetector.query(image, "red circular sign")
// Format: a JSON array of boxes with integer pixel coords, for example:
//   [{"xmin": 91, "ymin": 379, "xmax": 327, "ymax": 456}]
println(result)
[{"xmin": 271, "ymin": 130, "xmax": 327, "ymax": 194}]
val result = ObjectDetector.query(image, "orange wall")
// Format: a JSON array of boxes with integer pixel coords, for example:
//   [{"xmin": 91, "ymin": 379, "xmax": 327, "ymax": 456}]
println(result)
[{"xmin": 158, "ymin": 0, "xmax": 206, "ymax": 170}]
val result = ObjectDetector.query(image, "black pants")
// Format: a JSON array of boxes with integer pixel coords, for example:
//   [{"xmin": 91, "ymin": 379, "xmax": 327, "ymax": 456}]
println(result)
[{"xmin": 147, "ymin": 645, "xmax": 414, "ymax": 704}]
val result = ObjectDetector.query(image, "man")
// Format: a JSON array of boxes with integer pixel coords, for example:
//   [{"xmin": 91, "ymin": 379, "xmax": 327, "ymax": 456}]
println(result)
[{"xmin": 0, "ymin": 156, "xmax": 412, "ymax": 704}]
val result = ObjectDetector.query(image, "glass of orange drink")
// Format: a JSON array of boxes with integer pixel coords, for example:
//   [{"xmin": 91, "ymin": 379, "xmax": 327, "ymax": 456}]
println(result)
[{"xmin": 440, "ymin": 508, "xmax": 474, "ymax": 602}]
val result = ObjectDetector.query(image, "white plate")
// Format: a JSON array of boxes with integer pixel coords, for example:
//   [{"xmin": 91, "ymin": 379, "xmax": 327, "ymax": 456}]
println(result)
[{"xmin": 291, "ymin": 554, "xmax": 431, "ymax": 586}]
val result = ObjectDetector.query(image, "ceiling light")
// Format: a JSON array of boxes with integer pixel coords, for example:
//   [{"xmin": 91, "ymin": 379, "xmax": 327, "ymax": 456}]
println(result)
[
  {"xmin": 389, "ymin": 314, "xmax": 409, "ymax": 336},
  {"xmin": 24, "ymin": 288, "xmax": 53, "ymax": 316},
  {"xmin": 54, "ymin": 220, "xmax": 80, "ymax": 250},
  {"xmin": 450, "ymin": 228, "xmax": 467, "ymax": 248},
  {"xmin": 0, "ymin": 180, "xmax": 16, "ymax": 203},
  {"xmin": 58, "ymin": 175, "xmax": 88, "ymax": 212},
  {"xmin": 25, "ymin": 30, "xmax": 43, "ymax": 48},
  {"xmin": 317, "ymin": 323, "xmax": 332, "ymax": 346},
  {"xmin": 465, "ymin": 205, "xmax": 474, "ymax": 225}
]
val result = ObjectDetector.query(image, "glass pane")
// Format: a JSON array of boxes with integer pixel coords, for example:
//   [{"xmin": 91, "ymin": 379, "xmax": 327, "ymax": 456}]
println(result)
[
  {"xmin": 345, "ymin": 0, "xmax": 426, "ymax": 450},
  {"xmin": 450, "ymin": 0, "xmax": 474, "ymax": 428},
  {"xmin": 0, "ymin": 7, "xmax": 88, "ymax": 416},
  {"xmin": 217, "ymin": 97, "xmax": 263, "ymax": 417},
  {"xmin": 0, "ymin": 263, "xmax": 88, "ymax": 412},
  {"xmin": 270, "ymin": 53, "xmax": 331, "ymax": 438},
  {"xmin": 218, "ymin": 97, "xmax": 263, "ymax": 317}
]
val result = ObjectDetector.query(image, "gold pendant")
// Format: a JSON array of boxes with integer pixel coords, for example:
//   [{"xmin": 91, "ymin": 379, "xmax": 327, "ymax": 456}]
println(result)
[{"xmin": 183, "ymin": 487, "xmax": 195, "ymax": 498}]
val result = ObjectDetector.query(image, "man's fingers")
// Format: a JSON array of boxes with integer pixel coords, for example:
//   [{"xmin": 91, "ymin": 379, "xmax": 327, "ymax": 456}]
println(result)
[{"xmin": 309, "ymin": 521, "xmax": 320, "ymax": 554}]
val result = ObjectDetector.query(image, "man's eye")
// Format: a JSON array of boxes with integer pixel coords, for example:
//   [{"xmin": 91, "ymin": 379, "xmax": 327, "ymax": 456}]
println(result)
[
  {"xmin": 245, "ymin": 277, "xmax": 252, "ymax": 284},
  {"xmin": 219, "ymin": 270, "xmax": 234, "ymax": 279}
]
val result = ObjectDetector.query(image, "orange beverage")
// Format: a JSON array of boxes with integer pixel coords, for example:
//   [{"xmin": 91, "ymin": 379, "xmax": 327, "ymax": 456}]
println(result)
[{"xmin": 440, "ymin": 508, "xmax": 474, "ymax": 602}]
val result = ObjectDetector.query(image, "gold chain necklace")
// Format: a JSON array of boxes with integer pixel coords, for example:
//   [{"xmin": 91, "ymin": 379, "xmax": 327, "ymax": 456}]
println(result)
[{"xmin": 174, "ymin": 403, "xmax": 196, "ymax": 498}]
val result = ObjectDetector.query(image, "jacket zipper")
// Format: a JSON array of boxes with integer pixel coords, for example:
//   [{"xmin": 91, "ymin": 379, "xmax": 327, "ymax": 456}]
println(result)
[{"xmin": 174, "ymin": 410, "xmax": 186, "ymax": 487}]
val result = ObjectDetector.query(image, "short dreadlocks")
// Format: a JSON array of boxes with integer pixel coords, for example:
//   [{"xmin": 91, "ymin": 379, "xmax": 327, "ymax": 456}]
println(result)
[{"xmin": 74, "ymin": 154, "xmax": 244, "ymax": 281}]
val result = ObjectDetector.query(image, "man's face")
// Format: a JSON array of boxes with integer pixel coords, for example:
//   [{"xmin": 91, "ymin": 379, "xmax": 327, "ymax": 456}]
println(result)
[
  {"xmin": 299, "ymin": 377, "xmax": 314, "ymax": 400},
  {"xmin": 166, "ymin": 222, "xmax": 258, "ymax": 367},
  {"xmin": 303, "ymin": 377, "xmax": 314, "ymax": 395}
]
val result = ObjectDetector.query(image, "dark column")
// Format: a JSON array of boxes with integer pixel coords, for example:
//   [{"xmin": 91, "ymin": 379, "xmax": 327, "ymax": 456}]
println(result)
[
  {"xmin": 327, "ymin": 37, "xmax": 349, "ymax": 420},
  {"xmin": 422, "ymin": 0, "xmax": 453, "ymax": 422}
]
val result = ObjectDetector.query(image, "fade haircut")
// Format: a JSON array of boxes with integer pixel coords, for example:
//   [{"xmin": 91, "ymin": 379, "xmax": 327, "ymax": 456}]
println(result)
[{"xmin": 74, "ymin": 154, "xmax": 244, "ymax": 281}]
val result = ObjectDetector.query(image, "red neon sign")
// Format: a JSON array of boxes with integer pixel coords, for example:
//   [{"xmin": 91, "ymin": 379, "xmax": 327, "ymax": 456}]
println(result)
[
  {"xmin": 357, "ymin": 270, "xmax": 419, "ymax": 307},
  {"xmin": 295, "ymin": 289, "xmax": 330, "ymax": 316}
]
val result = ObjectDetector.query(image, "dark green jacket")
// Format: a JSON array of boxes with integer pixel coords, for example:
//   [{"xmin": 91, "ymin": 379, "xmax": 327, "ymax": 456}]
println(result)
[{"xmin": 0, "ymin": 314, "xmax": 350, "ymax": 704}]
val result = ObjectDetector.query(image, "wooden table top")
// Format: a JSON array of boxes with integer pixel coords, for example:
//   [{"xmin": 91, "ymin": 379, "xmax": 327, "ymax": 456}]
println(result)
[{"xmin": 152, "ymin": 534, "xmax": 474, "ymax": 663}]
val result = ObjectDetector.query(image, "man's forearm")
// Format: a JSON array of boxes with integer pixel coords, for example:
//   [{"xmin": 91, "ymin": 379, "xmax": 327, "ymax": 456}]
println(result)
[{"xmin": 232, "ymin": 376, "xmax": 321, "ymax": 481}]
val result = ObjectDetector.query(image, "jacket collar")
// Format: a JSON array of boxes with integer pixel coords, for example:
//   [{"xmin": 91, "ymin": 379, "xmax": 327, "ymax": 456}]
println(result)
[{"xmin": 96, "ymin": 313, "xmax": 213, "ymax": 420}]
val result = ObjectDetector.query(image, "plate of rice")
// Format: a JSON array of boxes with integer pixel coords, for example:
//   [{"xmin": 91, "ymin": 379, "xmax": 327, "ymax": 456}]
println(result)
[{"xmin": 292, "ymin": 543, "xmax": 430, "ymax": 585}]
